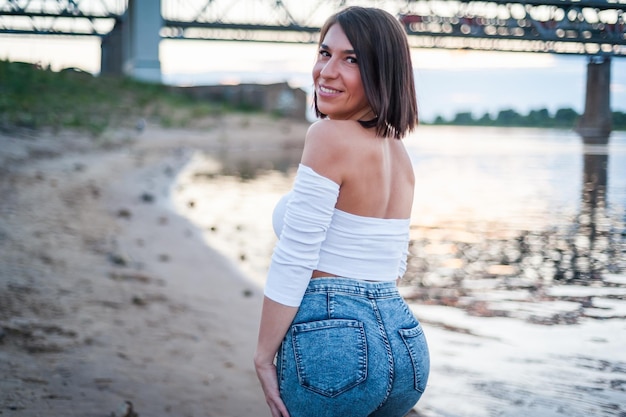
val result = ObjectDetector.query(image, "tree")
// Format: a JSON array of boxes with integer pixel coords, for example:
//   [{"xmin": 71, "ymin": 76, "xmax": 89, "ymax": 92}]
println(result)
[
  {"xmin": 432, "ymin": 115, "xmax": 447, "ymax": 125},
  {"xmin": 495, "ymin": 109, "xmax": 523, "ymax": 126},
  {"xmin": 553, "ymin": 108, "xmax": 579, "ymax": 127},
  {"xmin": 425, "ymin": 107, "xmax": 625, "ymax": 130},
  {"xmin": 526, "ymin": 108, "xmax": 550, "ymax": 127},
  {"xmin": 452, "ymin": 112, "xmax": 475, "ymax": 125},
  {"xmin": 477, "ymin": 112, "xmax": 493, "ymax": 125},
  {"xmin": 613, "ymin": 111, "xmax": 626, "ymax": 130}
]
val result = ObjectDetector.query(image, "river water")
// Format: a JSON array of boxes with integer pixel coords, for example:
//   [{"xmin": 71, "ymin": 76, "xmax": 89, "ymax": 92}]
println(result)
[{"xmin": 172, "ymin": 125, "xmax": 626, "ymax": 417}]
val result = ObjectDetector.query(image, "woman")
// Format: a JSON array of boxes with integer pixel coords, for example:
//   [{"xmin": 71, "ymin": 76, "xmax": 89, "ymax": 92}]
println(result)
[{"xmin": 254, "ymin": 6, "xmax": 429, "ymax": 417}]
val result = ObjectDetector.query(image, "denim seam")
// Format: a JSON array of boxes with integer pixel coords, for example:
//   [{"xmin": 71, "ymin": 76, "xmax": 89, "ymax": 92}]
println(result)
[
  {"xmin": 327, "ymin": 291, "xmax": 333, "ymax": 318},
  {"xmin": 278, "ymin": 337, "xmax": 287, "ymax": 396},
  {"xmin": 370, "ymin": 298, "xmax": 395, "ymax": 412},
  {"xmin": 306, "ymin": 288, "xmax": 398, "ymax": 299},
  {"xmin": 291, "ymin": 330, "xmax": 306, "ymax": 388}
]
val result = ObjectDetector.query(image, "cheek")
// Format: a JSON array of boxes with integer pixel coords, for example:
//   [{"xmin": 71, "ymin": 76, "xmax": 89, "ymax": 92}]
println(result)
[
  {"xmin": 348, "ymin": 74, "xmax": 365, "ymax": 97},
  {"xmin": 312, "ymin": 63, "xmax": 322, "ymax": 81}
]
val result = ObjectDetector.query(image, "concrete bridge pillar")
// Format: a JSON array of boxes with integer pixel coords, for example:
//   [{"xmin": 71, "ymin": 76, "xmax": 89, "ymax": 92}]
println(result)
[
  {"xmin": 576, "ymin": 56, "xmax": 612, "ymax": 145},
  {"xmin": 100, "ymin": 0, "xmax": 162, "ymax": 83},
  {"xmin": 100, "ymin": 17, "xmax": 124, "ymax": 76}
]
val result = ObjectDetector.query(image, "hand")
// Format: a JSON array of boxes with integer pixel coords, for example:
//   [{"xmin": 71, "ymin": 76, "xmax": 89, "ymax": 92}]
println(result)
[
  {"xmin": 254, "ymin": 297, "xmax": 298, "ymax": 417},
  {"xmin": 255, "ymin": 359, "xmax": 290, "ymax": 417}
]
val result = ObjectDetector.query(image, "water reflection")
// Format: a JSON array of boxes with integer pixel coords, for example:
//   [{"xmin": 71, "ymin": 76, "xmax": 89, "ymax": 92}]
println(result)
[
  {"xmin": 576, "ymin": 151, "xmax": 609, "ymax": 281},
  {"xmin": 174, "ymin": 126, "xmax": 626, "ymax": 326},
  {"xmin": 213, "ymin": 137, "xmax": 302, "ymax": 179},
  {"xmin": 401, "ymin": 131, "xmax": 625, "ymax": 324},
  {"xmin": 173, "ymin": 126, "xmax": 626, "ymax": 416}
]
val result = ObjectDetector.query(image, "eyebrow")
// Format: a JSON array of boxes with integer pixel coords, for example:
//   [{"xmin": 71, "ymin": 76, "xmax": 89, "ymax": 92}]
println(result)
[{"xmin": 320, "ymin": 43, "xmax": 356, "ymax": 55}]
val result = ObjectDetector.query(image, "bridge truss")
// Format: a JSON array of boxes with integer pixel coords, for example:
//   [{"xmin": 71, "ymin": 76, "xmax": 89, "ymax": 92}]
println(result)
[{"xmin": 0, "ymin": 0, "xmax": 625, "ymax": 56}]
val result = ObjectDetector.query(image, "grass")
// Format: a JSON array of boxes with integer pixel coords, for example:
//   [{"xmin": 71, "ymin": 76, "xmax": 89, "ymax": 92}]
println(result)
[{"xmin": 0, "ymin": 60, "xmax": 238, "ymax": 136}]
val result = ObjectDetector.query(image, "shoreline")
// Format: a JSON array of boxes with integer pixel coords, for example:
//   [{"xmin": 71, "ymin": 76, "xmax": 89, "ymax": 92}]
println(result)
[{"xmin": 0, "ymin": 115, "xmax": 310, "ymax": 417}]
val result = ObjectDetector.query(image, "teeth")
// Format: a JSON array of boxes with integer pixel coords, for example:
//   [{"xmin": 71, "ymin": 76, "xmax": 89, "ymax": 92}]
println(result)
[{"xmin": 320, "ymin": 86, "xmax": 340, "ymax": 94}]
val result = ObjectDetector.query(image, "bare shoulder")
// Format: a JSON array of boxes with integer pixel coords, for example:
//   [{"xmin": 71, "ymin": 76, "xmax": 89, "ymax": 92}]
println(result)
[
  {"xmin": 304, "ymin": 120, "xmax": 373, "ymax": 151},
  {"xmin": 301, "ymin": 120, "xmax": 365, "ymax": 182},
  {"xmin": 305, "ymin": 119, "xmax": 358, "ymax": 143}
]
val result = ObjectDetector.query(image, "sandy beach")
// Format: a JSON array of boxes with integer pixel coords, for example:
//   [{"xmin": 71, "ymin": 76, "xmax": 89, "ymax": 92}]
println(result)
[{"xmin": 0, "ymin": 115, "xmax": 310, "ymax": 417}]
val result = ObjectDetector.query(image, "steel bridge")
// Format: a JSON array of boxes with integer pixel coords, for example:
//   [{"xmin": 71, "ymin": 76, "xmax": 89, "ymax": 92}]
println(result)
[
  {"xmin": 1, "ymin": 0, "xmax": 625, "ymax": 55},
  {"xmin": 1, "ymin": 0, "xmax": 624, "ymax": 142}
]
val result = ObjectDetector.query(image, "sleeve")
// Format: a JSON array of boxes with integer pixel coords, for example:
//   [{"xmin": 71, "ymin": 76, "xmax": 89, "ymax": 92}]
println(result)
[{"xmin": 264, "ymin": 164, "xmax": 340, "ymax": 307}]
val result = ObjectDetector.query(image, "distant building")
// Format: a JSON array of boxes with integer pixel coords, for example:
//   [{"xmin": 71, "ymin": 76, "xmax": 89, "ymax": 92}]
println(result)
[{"xmin": 173, "ymin": 82, "xmax": 307, "ymax": 120}]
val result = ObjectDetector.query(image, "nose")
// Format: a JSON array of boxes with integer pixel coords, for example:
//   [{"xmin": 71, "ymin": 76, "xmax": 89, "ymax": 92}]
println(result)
[{"xmin": 320, "ymin": 57, "xmax": 338, "ymax": 78}]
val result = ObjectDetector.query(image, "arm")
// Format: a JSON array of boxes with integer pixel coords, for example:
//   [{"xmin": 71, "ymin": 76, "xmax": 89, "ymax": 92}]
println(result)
[
  {"xmin": 254, "ymin": 297, "xmax": 297, "ymax": 417},
  {"xmin": 254, "ymin": 165, "xmax": 338, "ymax": 416},
  {"xmin": 254, "ymin": 122, "xmax": 342, "ymax": 416}
]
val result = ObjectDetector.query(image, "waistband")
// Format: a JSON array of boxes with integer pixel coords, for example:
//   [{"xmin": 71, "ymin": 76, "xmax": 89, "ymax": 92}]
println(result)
[{"xmin": 305, "ymin": 277, "xmax": 400, "ymax": 299}]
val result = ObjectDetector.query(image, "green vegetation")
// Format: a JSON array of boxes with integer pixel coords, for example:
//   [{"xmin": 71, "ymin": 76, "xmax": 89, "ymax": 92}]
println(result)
[
  {"xmin": 2, "ymin": 60, "xmax": 624, "ymax": 135},
  {"xmin": 0, "ymin": 60, "xmax": 236, "ymax": 136},
  {"xmin": 428, "ymin": 107, "xmax": 626, "ymax": 130}
]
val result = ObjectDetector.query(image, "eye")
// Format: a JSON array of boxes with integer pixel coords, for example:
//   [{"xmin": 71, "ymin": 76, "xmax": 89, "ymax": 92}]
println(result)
[
  {"xmin": 319, "ymin": 49, "xmax": 330, "ymax": 58},
  {"xmin": 347, "ymin": 56, "xmax": 358, "ymax": 64}
]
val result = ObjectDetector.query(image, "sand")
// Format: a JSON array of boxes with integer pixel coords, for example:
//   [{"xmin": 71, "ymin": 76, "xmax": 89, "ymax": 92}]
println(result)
[{"xmin": 0, "ymin": 114, "xmax": 310, "ymax": 417}]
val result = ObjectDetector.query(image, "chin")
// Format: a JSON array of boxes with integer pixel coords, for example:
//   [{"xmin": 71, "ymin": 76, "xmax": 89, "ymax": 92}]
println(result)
[{"xmin": 317, "ymin": 104, "xmax": 336, "ymax": 118}]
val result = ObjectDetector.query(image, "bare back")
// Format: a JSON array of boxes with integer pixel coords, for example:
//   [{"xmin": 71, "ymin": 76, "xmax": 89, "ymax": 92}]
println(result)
[{"xmin": 300, "ymin": 119, "xmax": 415, "ymax": 220}]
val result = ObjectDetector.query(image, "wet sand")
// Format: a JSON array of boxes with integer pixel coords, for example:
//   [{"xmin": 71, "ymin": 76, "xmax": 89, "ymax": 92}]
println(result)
[{"xmin": 0, "ymin": 115, "xmax": 308, "ymax": 417}]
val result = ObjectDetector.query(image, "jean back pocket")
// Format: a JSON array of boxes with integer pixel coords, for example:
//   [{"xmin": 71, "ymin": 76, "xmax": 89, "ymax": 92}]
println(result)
[
  {"xmin": 399, "ymin": 323, "xmax": 430, "ymax": 393},
  {"xmin": 291, "ymin": 319, "xmax": 367, "ymax": 397}
]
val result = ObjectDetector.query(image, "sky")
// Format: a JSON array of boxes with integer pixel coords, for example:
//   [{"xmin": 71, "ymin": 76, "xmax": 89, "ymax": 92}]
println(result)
[{"xmin": 1, "ymin": 34, "xmax": 625, "ymax": 122}]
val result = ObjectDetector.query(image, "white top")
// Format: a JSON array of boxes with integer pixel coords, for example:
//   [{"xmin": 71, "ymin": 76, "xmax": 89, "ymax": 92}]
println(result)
[{"xmin": 265, "ymin": 164, "xmax": 410, "ymax": 307}]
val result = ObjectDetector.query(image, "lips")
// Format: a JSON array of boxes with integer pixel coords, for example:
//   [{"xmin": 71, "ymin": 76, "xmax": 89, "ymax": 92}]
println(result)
[{"xmin": 318, "ymin": 85, "xmax": 341, "ymax": 95}]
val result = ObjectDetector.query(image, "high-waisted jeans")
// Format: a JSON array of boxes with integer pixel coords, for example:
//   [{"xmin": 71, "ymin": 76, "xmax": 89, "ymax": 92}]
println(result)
[{"xmin": 277, "ymin": 278, "xmax": 430, "ymax": 417}]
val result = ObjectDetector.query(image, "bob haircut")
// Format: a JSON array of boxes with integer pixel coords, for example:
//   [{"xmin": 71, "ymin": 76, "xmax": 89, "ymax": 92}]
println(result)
[{"xmin": 313, "ymin": 6, "xmax": 418, "ymax": 139}]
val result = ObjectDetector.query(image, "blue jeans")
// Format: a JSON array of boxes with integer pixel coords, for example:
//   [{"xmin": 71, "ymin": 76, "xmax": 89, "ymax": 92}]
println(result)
[{"xmin": 277, "ymin": 278, "xmax": 430, "ymax": 417}]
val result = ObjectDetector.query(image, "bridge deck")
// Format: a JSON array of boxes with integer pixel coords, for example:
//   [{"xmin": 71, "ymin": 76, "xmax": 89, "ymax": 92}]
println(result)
[{"xmin": 0, "ymin": 0, "xmax": 624, "ymax": 56}]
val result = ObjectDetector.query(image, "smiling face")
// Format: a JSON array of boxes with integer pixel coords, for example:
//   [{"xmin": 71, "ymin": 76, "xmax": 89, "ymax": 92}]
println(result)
[{"xmin": 313, "ymin": 23, "xmax": 374, "ymax": 121}]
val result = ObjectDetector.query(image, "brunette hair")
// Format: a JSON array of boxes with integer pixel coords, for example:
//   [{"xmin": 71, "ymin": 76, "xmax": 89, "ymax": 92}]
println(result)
[{"xmin": 313, "ymin": 6, "xmax": 418, "ymax": 139}]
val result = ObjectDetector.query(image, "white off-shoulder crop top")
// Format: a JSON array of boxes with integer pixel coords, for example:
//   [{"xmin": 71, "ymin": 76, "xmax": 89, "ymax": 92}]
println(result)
[{"xmin": 265, "ymin": 164, "xmax": 410, "ymax": 307}]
